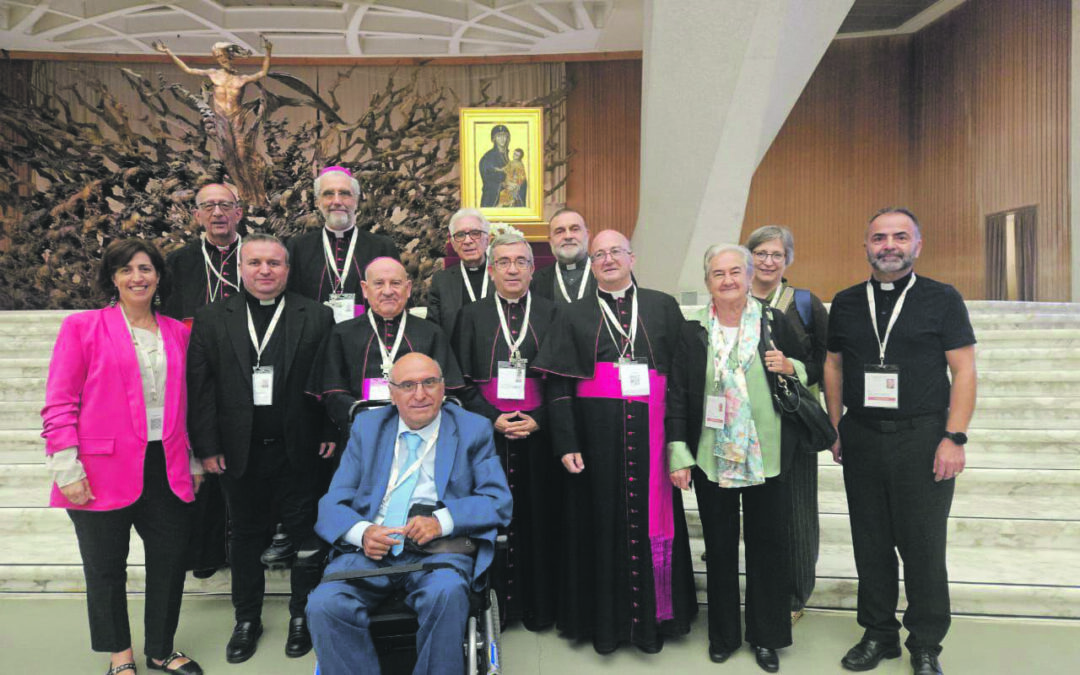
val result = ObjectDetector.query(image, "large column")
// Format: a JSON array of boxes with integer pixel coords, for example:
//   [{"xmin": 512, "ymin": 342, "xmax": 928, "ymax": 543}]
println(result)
[{"xmin": 634, "ymin": 0, "xmax": 854, "ymax": 298}]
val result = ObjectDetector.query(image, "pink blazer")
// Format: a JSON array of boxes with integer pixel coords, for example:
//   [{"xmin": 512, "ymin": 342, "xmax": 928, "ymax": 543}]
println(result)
[{"xmin": 41, "ymin": 307, "xmax": 195, "ymax": 510}]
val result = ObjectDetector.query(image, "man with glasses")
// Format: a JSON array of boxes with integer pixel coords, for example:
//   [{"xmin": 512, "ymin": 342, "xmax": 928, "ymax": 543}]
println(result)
[
  {"xmin": 451, "ymin": 232, "xmax": 561, "ymax": 631},
  {"xmin": 287, "ymin": 167, "xmax": 398, "ymax": 323},
  {"xmin": 426, "ymin": 208, "xmax": 491, "ymax": 338},
  {"xmin": 533, "ymin": 230, "xmax": 697, "ymax": 654},
  {"xmin": 306, "ymin": 353, "xmax": 512, "ymax": 675},
  {"xmin": 530, "ymin": 208, "xmax": 597, "ymax": 305},
  {"xmin": 310, "ymin": 256, "xmax": 465, "ymax": 439}
]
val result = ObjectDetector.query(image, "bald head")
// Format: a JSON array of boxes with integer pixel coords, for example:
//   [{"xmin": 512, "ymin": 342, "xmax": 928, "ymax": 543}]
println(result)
[
  {"xmin": 390, "ymin": 353, "xmax": 445, "ymax": 430},
  {"xmin": 361, "ymin": 257, "xmax": 411, "ymax": 319},
  {"xmin": 194, "ymin": 183, "xmax": 241, "ymax": 247},
  {"xmin": 589, "ymin": 229, "xmax": 635, "ymax": 291}
]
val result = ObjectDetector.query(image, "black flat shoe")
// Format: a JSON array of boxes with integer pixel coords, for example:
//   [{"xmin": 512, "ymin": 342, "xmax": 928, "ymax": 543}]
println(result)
[
  {"xmin": 841, "ymin": 638, "xmax": 902, "ymax": 671},
  {"xmin": 910, "ymin": 650, "xmax": 943, "ymax": 675},
  {"xmin": 752, "ymin": 645, "xmax": 779, "ymax": 673},
  {"xmin": 285, "ymin": 616, "xmax": 313, "ymax": 658},
  {"xmin": 106, "ymin": 664, "xmax": 136, "ymax": 675},
  {"xmin": 226, "ymin": 620, "xmax": 262, "ymax": 663},
  {"xmin": 146, "ymin": 651, "xmax": 203, "ymax": 675},
  {"xmin": 709, "ymin": 644, "xmax": 735, "ymax": 663}
]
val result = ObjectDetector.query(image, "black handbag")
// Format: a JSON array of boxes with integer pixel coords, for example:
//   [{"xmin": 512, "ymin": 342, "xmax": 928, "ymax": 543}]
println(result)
[{"xmin": 758, "ymin": 309, "xmax": 838, "ymax": 454}]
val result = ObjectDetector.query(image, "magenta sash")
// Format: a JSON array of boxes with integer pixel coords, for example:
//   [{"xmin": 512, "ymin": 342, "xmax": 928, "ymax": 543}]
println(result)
[
  {"xmin": 478, "ymin": 378, "xmax": 544, "ymax": 412},
  {"xmin": 361, "ymin": 377, "xmax": 391, "ymax": 401},
  {"xmin": 575, "ymin": 361, "xmax": 674, "ymax": 621}
]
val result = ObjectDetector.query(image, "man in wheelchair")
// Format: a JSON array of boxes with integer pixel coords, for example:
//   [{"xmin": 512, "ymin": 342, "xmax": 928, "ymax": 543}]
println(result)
[{"xmin": 307, "ymin": 353, "xmax": 513, "ymax": 674}]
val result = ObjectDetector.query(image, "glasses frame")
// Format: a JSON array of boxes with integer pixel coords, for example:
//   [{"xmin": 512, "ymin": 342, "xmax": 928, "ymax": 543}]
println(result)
[{"xmin": 388, "ymin": 376, "xmax": 444, "ymax": 393}]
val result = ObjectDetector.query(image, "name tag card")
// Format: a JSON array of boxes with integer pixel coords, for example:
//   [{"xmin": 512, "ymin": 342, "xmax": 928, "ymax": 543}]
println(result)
[
  {"xmin": 326, "ymin": 293, "xmax": 356, "ymax": 324},
  {"xmin": 367, "ymin": 378, "xmax": 391, "ymax": 401},
  {"xmin": 618, "ymin": 358, "xmax": 650, "ymax": 397},
  {"xmin": 497, "ymin": 361, "xmax": 527, "ymax": 400},
  {"xmin": 253, "ymin": 366, "xmax": 274, "ymax": 406},
  {"xmin": 705, "ymin": 395, "xmax": 726, "ymax": 430},
  {"xmin": 147, "ymin": 406, "xmax": 165, "ymax": 442},
  {"xmin": 864, "ymin": 364, "xmax": 900, "ymax": 409}
]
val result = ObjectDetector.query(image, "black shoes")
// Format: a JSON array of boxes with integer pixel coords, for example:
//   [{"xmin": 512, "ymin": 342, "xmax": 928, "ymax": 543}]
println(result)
[
  {"xmin": 709, "ymin": 644, "xmax": 734, "ymax": 663},
  {"xmin": 225, "ymin": 620, "xmax": 263, "ymax": 664},
  {"xmin": 260, "ymin": 525, "xmax": 296, "ymax": 569},
  {"xmin": 285, "ymin": 616, "xmax": 313, "ymax": 658},
  {"xmin": 752, "ymin": 645, "xmax": 779, "ymax": 672},
  {"xmin": 146, "ymin": 651, "xmax": 204, "ymax": 674},
  {"xmin": 910, "ymin": 650, "xmax": 944, "ymax": 675},
  {"xmin": 841, "ymin": 638, "xmax": 902, "ymax": 671}
]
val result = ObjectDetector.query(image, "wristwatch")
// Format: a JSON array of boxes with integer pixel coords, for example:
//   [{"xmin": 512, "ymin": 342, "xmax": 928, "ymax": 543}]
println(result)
[{"xmin": 942, "ymin": 431, "xmax": 968, "ymax": 445}]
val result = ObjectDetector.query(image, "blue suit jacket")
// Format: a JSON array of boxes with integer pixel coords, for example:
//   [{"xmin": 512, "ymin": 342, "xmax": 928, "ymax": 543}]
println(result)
[{"xmin": 315, "ymin": 404, "xmax": 512, "ymax": 588}]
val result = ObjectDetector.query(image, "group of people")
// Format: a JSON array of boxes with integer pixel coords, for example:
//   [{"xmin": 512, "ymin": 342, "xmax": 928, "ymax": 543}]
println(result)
[{"xmin": 41, "ymin": 164, "xmax": 976, "ymax": 675}]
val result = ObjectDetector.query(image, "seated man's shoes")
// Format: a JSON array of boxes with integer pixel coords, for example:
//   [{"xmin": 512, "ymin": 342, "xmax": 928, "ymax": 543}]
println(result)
[
  {"xmin": 841, "ymin": 638, "xmax": 902, "ymax": 671},
  {"xmin": 751, "ymin": 646, "xmax": 779, "ymax": 673},
  {"xmin": 146, "ymin": 651, "xmax": 204, "ymax": 675},
  {"xmin": 910, "ymin": 650, "xmax": 943, "ymax": 675},
  {"xmin": 285, "ymin": 616, "xmax": 313, "ymax": 658},
  {"xmin": 709, "ymin": 644, "xmax": 734, "ymax": 663},
  {"xmin": 225, "ymin": 620, "xmax": 262, "ymax": 664}
]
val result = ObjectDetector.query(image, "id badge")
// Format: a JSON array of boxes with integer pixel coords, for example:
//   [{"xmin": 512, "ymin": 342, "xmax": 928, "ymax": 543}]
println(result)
[
  {"xmin": 147, "ymin": 406, "xmax": 165, "ymax": 442},
  {"xmin": 367, "ymin": 378, "xmax": 391, "ymax": 401},
  {"xmin": 326, "ymin": 293, "xmax": 356, "ymax": 324},
  {"xmin": 253, "ymin": 366, "xmax": 274, "ymax": 406},
  {"xmin": 497, "ymin": 361, "xmax": 527, "ymax": 400},
  {"xmin": 705, "ymin": 395, "xmax": 726, "ymax": 430},
  {"xmin": 618, "ymin": 358, "xmax": 650, "ymax": 397},
  {"xmin": 864, "ymin": 364, "xmax": 900, "ymax": 409}
]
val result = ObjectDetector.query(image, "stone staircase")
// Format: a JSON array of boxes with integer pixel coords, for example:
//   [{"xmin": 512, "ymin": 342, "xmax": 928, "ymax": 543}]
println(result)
[{"xmin": 1, "ymin": 303, "xmax": 1079, "ymax": 620}]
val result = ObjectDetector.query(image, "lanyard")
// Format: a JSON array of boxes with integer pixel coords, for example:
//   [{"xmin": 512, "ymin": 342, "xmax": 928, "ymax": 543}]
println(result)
[
  {"xmin": 322, "ymin": 227, "xmax": 358, "ymax": 294},
  {"xmin": 768, "ymin": 282, "xmax": 784, "ymax": 308},
  {"xmin": 201, "ymin": 233, "xmax": 241, "ymax": 302},
  {"xmin": 119, "ymin": 305, "xmax": 165, "ymax": 404},
  {"xmin": 555, "ymin": 263, "xmax": 590, "ymax": 302},
  {"xmin": 368, "ymin": 309, "xmax": 407, "ymax": 377},
  {"xmin": 707, "ymin": 303, "xmax": 740, "ymax": 390},
  {"xmin": 597, "ymin": 287, "xmax": 638, "ymax": 359},
  {"xmin": 866, "ymin": 274, "xmax": 916, "ymax": 365},
  {"xmin": 463, "ymin": 267, "xmax": 489, "ymax": 303},
  {"xmin": 246, "ymin": 298, "xmax": 286, "ymax": 368},
  {"xmin": 495, "ymin": 292, "xmax": 532, "ymax": 360},
  {"xmin": 383, "ymin": 432, "xmax": 438, "ymax": 498}
]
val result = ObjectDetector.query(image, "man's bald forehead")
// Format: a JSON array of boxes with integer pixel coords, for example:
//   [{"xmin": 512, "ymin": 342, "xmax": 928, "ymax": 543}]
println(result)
[
  {"xmin": 196, "ymin": 183, "xmax": 238, "ymax": 202},
  {"xmin": 391, "ymin": 352, "xmax": 442, "ymax": 378},
  {"xmin": 364, "ymin": 256, "xmax": 407, "ymax": 280},
  {"xmin": 590, "ymin": 229, "xmax": 630, "ymax": 252}
]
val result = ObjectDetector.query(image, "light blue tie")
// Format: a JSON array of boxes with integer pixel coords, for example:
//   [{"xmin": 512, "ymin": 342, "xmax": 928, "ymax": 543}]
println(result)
[{"xmin": 383, "ymin": 431, "xmax": 423, "ymax": 555}]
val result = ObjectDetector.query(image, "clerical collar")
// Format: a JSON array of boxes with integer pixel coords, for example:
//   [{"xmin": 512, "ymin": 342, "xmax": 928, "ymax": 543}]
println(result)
[
  {"xmin": 464, "ymin": 259, "xmax": 486, "ymax": 273},
  {"xmin": 498, "ymin": 292, "xmax": 526, "ymax": 304},
  {"xmin": 205, "ymin": 235, "xmax": 238, "ymax": 253},
  {"xmin": 244, "ymin": 288, "xmax": 282, "ymax": 308},
  {"xmin": 326, "ymin": 224, "xmax": 355, "ymax": 239},
  {"xmin": 600, "ymin": 282, "xmax": 634, "ymax": 300},
  {"xmin": 373, "ymin": 311, "xmax": 401, "ymax": 326},
  {"xmin": 871, "ymin": 271, "xmax": 913, "ymax": 293},
  {"xmin": 559, "ymin": 256, "xmax": 587, "ymax": 271}
]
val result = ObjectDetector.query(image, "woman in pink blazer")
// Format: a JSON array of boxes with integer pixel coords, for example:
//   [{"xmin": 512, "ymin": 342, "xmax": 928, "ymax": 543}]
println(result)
[{"xmin": 42, "ymin": 239, "xmax": 204, "ymax": 675}]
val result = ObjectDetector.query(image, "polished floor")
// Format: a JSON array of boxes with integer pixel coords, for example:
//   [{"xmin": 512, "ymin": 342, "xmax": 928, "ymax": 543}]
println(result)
[{"xmin": 1, "ymin": 595, "xmax": 1078, "ymax": 674}]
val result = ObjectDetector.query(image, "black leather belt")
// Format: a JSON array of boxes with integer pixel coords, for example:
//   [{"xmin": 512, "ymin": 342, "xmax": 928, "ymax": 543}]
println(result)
[{"xmin": 848, "ymin": 412, "xmax": 944, "ymax": 433}]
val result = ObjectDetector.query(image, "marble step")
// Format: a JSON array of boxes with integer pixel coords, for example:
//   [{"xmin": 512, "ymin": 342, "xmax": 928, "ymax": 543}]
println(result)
[
  {"xmin": 0, "ymin": 430, "xmax": 45, "ymax": 463},
  {"xmin": 975, "ymin": 329, "xmax": 1080, "ymax": 346},
  {"xmin": 0, "ymin": 311, "xmax": 71, "ymax": 336},
  {"xmin": 0, "ymin": 378, "xmax": 47, "ymax": 402},
  {"xmin": 973, "ymin": 348, "xmax": 1080, "ymax": 370},
  {"xmin": 970, "ymin": 397, "xmax": 1080, "ymax": 428},
  {"xmin": 0, "ymin": 359, "xmax": 50, "ymax": 379},
  {"xmin": 975, "ymin": 371, "xmax": 1080, "ymax": 397},
  {"xmin": 970, "ymin": 316, "xmax": 1080, "ymax": 331},
  {"xmin": 0, "ymin": 402, "xmax": 43, "ymax": 430}
]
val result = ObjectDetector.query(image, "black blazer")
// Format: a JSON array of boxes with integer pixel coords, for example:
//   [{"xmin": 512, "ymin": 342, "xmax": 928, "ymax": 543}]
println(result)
[
  {"xmin": 529, "ymin": 262, "xmax": 598, "ymax": 303},
  {"xmin": 426, "ymin": 265, "xmax": 470, "ymax": 339},
  {"xmin": 186, "ymin": 291, "xmax": 335, "ymax": 478},
  {"xmin": 665, "ymin": 301, "xmax": 809, "ymax": 477}
]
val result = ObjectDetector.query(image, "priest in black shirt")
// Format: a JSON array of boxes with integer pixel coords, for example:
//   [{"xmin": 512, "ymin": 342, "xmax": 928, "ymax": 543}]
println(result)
[
  {"xmin": 286, "ymin": 167, "xmax": 398, "ymax": 322},
  {"xmin": 310, "ymin": 256, "xmax": 464, "ymax": 436},
  {"xmin": 187, "ymin": 233, "xmax": 336, "ymax": 663},
  {"xmin": 530, "ymin": 208, "xmax": 597, "ymax": 304},
  {"xmin": 824, "ymin": 208, "xmax": 976, "ymax": 675},
  {"xmin": 426, "ymin": 208, "xmax": 491, "ymax": 338},
  {"xmin": 533, "ymin": 229, "xmax": 697, "ymax": 654},
  {"xmin": 452, "ymin": 231, "xmax": 561, "ymax": 631}
]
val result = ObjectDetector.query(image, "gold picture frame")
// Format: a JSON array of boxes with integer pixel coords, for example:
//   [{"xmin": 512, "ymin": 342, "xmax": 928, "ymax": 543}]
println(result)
[{"xmin": 459, "ymin": 107, "xmax": 545, "ymax": 228}]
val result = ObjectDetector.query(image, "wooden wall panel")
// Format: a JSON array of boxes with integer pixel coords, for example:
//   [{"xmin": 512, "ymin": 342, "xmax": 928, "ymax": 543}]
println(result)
[
  {"xmin": 564, "ymin": 60, "xmax": 642, "ymax": 238},
  {"xmin": 742, "ymin": 0, "xmax": 1070, "ymax": 301}
]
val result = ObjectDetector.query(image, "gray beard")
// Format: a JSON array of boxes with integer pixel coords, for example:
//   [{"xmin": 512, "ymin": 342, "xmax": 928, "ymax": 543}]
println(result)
[
  {"xmin": 323, "ymin": 211, "xmax": 353, "ymax": 231},
  {"xmin": 554, "ymin": 246, "xmax": 586, "ymax": 266}
]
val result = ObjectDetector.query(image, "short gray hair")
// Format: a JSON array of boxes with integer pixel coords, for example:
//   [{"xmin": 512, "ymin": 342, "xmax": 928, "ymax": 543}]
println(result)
[
  {"xmin": 488, "ymin": 232, "xmax": 533, "ymax": 263},
  {"xmin": 702, "ymin": 243, "xmax": 752, "ymax": 276},
  {"xmin": 313, "ymin": 170, "xmax": 361, "ymax": 200},
  {"xmin": 241, "ymin": 232, "xmax": 289, "ymax": 264},
  {"xmin": 448, "ymin": 208, "xmax": 490, "ymax": 235},
  {"xmin": 745, "ymin": 225, "xmax": 795, "ymax": 266}
]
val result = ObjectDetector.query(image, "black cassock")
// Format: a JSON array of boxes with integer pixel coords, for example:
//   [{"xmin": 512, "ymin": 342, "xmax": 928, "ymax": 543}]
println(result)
[
  {"xmin": 530, "ymin": 259, "xmax": 597, "ymax": 305},
  {"xmin": 532, "ymin": 286, "xmax": 697, "ymax": 653},
  {"xmin": 286, "ymin": 226, "xmax": 398, "ymax": 308},
  {"xmin": 452, "ymin": 293, "xmax": 562, "ymax": 631}
]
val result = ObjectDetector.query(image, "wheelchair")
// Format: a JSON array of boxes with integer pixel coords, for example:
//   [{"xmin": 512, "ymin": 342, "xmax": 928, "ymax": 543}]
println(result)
[{"xmin": 305, "ymin": 397, "xmax": 504, "ymax": 674}]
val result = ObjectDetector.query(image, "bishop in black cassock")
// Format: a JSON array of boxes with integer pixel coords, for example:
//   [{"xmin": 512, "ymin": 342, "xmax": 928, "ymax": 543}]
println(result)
[
  {"xmin": 532, "ymin": 230, "xmax": 697, "ymax": 654},
  {"xmin": 425, "ymin": 208, "xmax": 491, "ymax": 338},
  {"xmin": 452, "ymin": 235, "xmax": 562, "ymax": 631},
  {"xmin": 530, "ymin": 208, "xmax": 597, "ymax": 305}
]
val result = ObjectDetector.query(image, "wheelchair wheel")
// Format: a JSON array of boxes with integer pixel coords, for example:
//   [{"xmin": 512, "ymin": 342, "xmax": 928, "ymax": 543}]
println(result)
[
  {"xmin": 480, "ymin": 588, "xmax": 501, "ymax": 674},
  {"xmin": 466, "ymin": 615, "xmax": 479, "ymax": 674}
]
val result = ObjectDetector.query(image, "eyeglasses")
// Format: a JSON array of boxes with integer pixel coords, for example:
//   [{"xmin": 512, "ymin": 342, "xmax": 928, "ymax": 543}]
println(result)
[
  {"xmin": 451, "ymin": 230, "xmax": 487, "ymax": 243},
  {"xmin": 197, "ymin": 201, "xmax": 238, "ymax": 213},
  {"xmin": 753, "ymin": 251, "xmax": 786, "ymax": 264},
  {"xmin": 389, "ymin": 377, "xmax": 444, "ymax": 393},
  {"xmin": 492, "ymin": 257, "xmax": 532, "ymax": 271},
  {"xmin": 590, "ymin": 247, "xmax": 631, "ymax": 262}
]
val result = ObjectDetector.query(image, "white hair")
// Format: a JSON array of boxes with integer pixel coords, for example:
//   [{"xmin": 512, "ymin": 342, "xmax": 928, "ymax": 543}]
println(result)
[
  {"xmin": 313, "ymin": 170, "xmax": 361, "ymax": 199},
  {"xmin": 702, "ymin": 243, "xmax": 753, "ymax": 275},
  {"xmin": 448, "ymin": 208, "xmax": 490, "ymax": 235}
]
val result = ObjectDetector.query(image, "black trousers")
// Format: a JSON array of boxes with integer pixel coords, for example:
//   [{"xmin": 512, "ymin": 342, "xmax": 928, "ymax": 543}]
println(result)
[
  {"xmin": 67, "ymin": 441, "xmax": 193, "ymax": 659},
  {"xmin": 840, "ymin": 412, "xmax": 953, "ymax": 654},
  {"xmin": 789, "ymin": 447, "xmax": 819, "ymax": 611},
  {"xmin": 219, "ymin": 440, "xmax": 319, "ymax": 622},
  {"xmin": 694, "ymin": 467, "xmax": 792, "ymax": 651}
]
